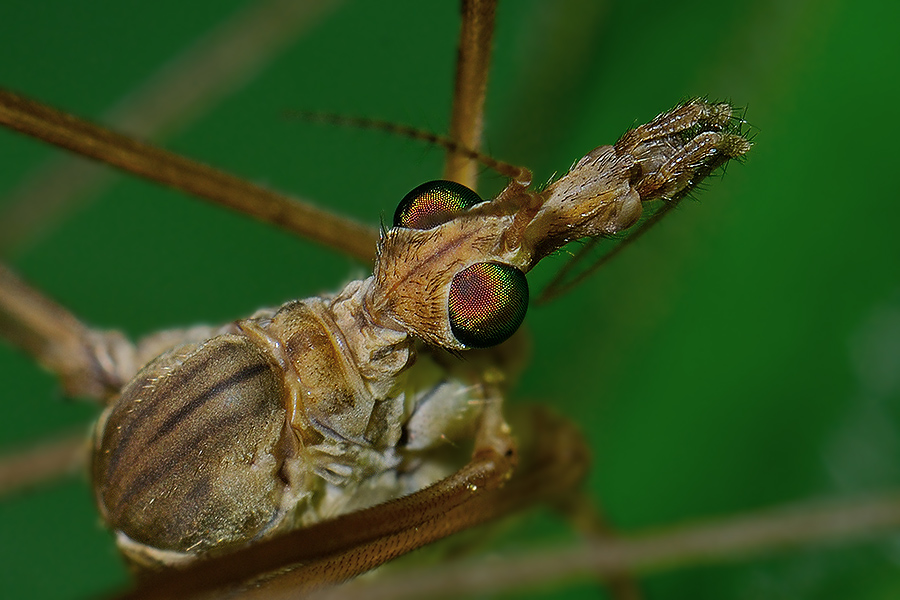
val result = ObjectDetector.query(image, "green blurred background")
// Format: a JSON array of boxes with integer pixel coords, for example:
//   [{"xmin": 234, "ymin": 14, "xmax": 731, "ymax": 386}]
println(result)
[{"xmin": 1, "ymin": 0, "xmax": 899, "ymax": 597}]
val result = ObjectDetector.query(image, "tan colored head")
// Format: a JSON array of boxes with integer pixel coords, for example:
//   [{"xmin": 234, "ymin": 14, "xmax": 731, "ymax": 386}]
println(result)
[{"xmin": 368, "ymin": 100, "xmax": 751, "ymax": 351}]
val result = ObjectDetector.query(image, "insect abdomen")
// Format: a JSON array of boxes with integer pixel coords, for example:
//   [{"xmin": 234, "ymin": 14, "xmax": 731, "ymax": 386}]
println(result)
[{"xmin": 91, "ymin": 333, "xmax": 297, "ymax": 564}]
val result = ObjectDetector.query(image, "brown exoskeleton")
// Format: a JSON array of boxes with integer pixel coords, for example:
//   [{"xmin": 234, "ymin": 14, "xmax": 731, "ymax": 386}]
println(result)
[
  {"xmin": 5, "ymin": 1, "xmax": 900, "ymax": 598},
  {"xmin": 1, "ymin": 74, "xmax": 750, "ymax": 594},
  {"xmin": 87, "ymin": 97, "xmax": 749, "ymax": 576},
  {"xmin": 3, "ymin": 2, "xmax": 828, "ymax": 596}
]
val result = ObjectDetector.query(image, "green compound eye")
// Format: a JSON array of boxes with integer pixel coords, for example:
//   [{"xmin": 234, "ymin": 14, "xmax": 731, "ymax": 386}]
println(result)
[
  {"xmin": 448, "ymin": 262, "xmax": 529, "ymax": 348},
  {"xmin": 394, "ymin": 180, "xmax": 483, "ymax": 230}
]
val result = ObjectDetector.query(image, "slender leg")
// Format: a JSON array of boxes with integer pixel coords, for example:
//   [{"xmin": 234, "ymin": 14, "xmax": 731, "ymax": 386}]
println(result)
[
  {"xmin": 0, "ymin": 262, "xmax": 135, "ymax": 402},
  {"xmin": 0, "ymin": 0, "xmax": 341, "ymax": 256},
  {"xmin": 0, "ymin": 262, "xmax": 133, "ymax": 495},
  {"xmin": 442, "ymin": 0, "xmax": 497, "ymax": 190},
  {"xmin": 0, "ymin": 432, "xmax": 87, "ymax": 496},
  {"xmin": 0, "ymin": 263, "xmax": 237, "ymax": 495},
  {"xmin": 115, "ymin": 406, "xmax": 589, "ymax": 600},
  {"xmin": 0, "ymin": 90, "xmax": 379, "ymax": 263},
  {"xmin": 0, "ymin": 259, "xmax": 274, "ymax": 401}
]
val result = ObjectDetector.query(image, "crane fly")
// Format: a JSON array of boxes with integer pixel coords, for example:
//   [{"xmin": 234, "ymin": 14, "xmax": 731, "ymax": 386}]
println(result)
[{"xmin": 2, "ymin": 1, "xmax": 900, "ymax": 599}]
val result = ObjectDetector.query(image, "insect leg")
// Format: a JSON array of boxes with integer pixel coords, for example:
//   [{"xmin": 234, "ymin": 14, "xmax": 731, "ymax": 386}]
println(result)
[
  {"xmin": 0, "ymin": 90, "xmax": 380, "ymax": 262},
  {"xmin": 0, "ymin": 0, "xmax": 340, "ymax": 256},
  {"xmin": 0, "ymin": 263, "xmax": 232, "ymax": 495},
  {"xmin": 0, "ymin": 262, "xmax": 136, "ymax": 402},
  {"xmin": 0, "ymin": 432, "xmax": 87, "ymax": 497},
  {"xmin": 117, "ymin": 405, "xmax": 588, "ymax": 600},
  {"xmin": 443, "ymin": 0, "xmax": 497, "ymax": 190}
]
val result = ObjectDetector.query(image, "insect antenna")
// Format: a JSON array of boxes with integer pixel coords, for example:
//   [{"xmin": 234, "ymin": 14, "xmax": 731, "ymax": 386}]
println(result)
[{"xmin": 283, "ymin": 110, "xmax": 532, "ymax": 185}]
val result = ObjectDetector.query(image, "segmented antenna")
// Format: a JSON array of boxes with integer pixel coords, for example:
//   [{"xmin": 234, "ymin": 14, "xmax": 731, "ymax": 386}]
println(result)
[{"xmin": 284, "ymin": 110, "xmax": 532, "ymax": 185}]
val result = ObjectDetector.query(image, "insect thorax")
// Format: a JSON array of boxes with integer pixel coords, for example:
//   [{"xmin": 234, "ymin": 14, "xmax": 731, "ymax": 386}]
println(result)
[{"xmin": 91, "ymin": 277, "xmax": 485, "ymax": 569}]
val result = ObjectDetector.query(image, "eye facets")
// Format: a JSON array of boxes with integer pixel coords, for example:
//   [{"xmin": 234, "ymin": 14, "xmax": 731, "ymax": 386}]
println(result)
[
  {"xmin": 394, "ymin": 180, "xmax": 482, "ymax": 230},
  {"xmin": 448, "ymin": 262, "xmax": 528, "ymax": 348}
]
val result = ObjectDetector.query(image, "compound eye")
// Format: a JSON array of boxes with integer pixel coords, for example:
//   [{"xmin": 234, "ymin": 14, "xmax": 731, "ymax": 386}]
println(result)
[
  {"xmin": 394, "ymin": 180, "xmax": 483, "ymax": 230},
  {"xmin": 448, "ymin": 262, "xmax": 529, "ymax": 348}
]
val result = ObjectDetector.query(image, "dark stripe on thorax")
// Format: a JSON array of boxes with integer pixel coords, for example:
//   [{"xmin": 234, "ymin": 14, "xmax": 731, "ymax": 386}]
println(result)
[
  {"xmin": 104, "ymin": 358, "xmax": 271, "ymax": 499},
  {"xmin": 104, "ymin": 343, "xmax": 229, "ymax": 476},
  {"xmin": 112, "ymin": 408, "xmax": 250, "ymax": 525},
  {"xmin": 148, "ymin": 361, "xmax": 270, "ymax": 444},
  {"xmin": 111, "ymin": 381, "xmax": 278, "ymax": 523}
]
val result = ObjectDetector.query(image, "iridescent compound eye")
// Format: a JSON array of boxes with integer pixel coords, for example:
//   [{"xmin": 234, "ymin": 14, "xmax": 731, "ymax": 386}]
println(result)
[
  {"xmin": 394, "ymin": 180, "xmax": 483, "ymax": 230},
  {"xmin": 448, "ymin": 262, "xmax": 529, "ymax": 348}
]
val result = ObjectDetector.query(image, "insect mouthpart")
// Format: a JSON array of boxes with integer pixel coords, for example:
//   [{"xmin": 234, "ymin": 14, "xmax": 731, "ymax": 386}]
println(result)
[{"xmin": 370, "ymin": 99, "xmax": 751, "ymax": 351}]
